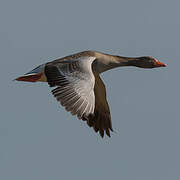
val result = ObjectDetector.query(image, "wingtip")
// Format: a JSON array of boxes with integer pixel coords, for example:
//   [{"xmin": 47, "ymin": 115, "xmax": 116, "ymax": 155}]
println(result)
[
  {"xmin": 100, "ymin": 132, "xmax": 104, "ymax": 138},
  {"xmin": 106, "ymin": 129, "xmax": 111, "ymax": 137}
]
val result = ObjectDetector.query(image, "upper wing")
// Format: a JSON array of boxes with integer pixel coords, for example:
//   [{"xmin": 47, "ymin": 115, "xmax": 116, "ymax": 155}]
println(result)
[
  {"xmin": 86, "ymin": 74, "xmax": 113, "ymax": 137},
  {"xmin": 44, "ymin": 56, "xmax": 96, "ymax": 119}
]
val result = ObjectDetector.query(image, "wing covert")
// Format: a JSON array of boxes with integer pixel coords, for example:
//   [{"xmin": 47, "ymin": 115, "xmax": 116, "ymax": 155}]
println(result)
[{"xmin": 45, "ymin": 56, "xmax": 96, "ymax": 119}]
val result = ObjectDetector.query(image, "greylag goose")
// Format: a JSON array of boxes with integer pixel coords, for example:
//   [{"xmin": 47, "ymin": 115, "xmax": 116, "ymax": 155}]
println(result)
[{"xmin": 16, "ymin": 51, "xmax": 166, "ymax": 137}]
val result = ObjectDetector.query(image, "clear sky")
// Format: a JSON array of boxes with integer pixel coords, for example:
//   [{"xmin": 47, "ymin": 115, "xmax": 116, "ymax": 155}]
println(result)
[{"xmin": 0, "ymin": 0, "xmax": 179, "ymax": 179}]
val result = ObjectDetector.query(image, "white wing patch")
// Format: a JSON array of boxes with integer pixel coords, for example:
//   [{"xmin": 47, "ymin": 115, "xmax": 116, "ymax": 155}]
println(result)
[{"xmin": 45, "ymin": 56, "xmax": 96, "ymax": 119}]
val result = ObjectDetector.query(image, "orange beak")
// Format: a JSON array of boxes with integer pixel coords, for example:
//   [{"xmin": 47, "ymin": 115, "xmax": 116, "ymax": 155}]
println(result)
[{"xmin": 154, "ymin": 61, "xmax": 167, "ymax": 67}]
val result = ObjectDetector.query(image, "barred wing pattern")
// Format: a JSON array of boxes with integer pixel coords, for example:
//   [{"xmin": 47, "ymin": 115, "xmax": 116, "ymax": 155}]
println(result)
[{"xmin": 44, "ymin": 57, "xmax": 96, "ymax": 120}]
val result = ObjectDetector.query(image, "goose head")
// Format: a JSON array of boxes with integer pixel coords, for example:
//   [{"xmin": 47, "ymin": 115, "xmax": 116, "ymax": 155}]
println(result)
[{"xmin": 132, "ymin": 56, "xmax": 166, "ymax": 68}]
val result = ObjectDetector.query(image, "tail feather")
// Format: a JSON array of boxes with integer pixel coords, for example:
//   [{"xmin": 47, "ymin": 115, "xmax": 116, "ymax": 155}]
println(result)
[
  {"xmin": 15, "ymin": 73, "xmax": 42, "ymax": 82},
  {"xmin": 15, "ymin": 64, "xmax": 46, "ymax": 82}
]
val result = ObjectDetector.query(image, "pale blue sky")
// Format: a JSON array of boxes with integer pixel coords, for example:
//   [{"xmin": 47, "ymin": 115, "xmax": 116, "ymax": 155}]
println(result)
[{"xmin": 0, "ymin": 0, "xmax": 180, "ymax": 179}]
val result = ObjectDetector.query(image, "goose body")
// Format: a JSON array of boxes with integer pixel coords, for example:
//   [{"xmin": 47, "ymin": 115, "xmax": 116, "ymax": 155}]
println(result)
[{"xmin": 16, "ymin": 50, "xmax": 166, "ymax": 137}]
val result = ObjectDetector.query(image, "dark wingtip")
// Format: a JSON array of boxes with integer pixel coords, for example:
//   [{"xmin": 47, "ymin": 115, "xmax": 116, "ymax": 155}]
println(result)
[
  {"xmin": 85, "ymin": 112, "xmax": 114, "ymax": 138},
  {"xmin": 99, "ymin": 129, "xmax": 104, "ymax": 138},
  {"xmin": 93, "ymin": 126, "xmax": 99, "ymax": 133},
  {"xmin": 106, "ymin": 129, "xmax": 111, "ymax": 137}
]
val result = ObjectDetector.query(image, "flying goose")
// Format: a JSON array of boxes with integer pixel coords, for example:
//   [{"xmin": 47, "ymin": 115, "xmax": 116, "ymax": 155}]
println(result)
[{"xmin": 16, "ymin": 50, "xmax": 166, "ymax": 137}]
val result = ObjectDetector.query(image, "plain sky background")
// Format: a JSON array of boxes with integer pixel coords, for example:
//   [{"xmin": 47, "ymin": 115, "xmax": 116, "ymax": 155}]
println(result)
[{"xmin": 0, "ymin": 0, "xmax": 180, "ymax": 179}]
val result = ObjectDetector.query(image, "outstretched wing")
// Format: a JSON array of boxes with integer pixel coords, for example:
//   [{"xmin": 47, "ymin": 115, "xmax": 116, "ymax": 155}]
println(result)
[
  {"xmin": 86, "ymin": 74, "xmax": 113, "ymax": 137},
  {"xmin": 44, "ymin": 56, "xmax": 96, "ymax": 120}
]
